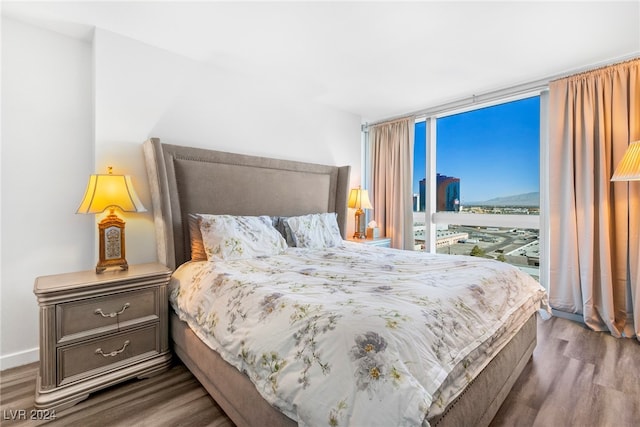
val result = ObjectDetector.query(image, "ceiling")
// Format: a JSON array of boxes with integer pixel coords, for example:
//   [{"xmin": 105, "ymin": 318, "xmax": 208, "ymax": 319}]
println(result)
[{"xmin": 3, "ymin": 1, "xmax": 639, "ymax": 123}]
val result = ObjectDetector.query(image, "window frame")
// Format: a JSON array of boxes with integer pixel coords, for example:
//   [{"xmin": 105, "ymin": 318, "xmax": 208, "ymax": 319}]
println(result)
[{"xmin": 413, "ymin": 90, "xmax": 549, "ymax": 288}]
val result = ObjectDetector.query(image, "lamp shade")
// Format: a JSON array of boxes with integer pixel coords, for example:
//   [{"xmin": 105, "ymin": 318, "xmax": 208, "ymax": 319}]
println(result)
[
  {"xmin": 611, "ymin": 140, "xmax": 640, "ymax": 181},
  {"xmin": 348, "ymin": 187, "xmax": 373, "ymax": 210},
  {"xmin": 77, "ymin": 170, "xmax": 146, "ymax": 214}
]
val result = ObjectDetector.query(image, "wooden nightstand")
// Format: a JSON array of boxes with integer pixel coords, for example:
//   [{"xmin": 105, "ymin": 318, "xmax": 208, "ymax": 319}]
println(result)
[
  {"xmin": 346, "ymin": 236, "xmax": 392, "ymax": 248},
  {"xmin": 33, "ymin": 263, "xmax": 172, "ymax": 411}
]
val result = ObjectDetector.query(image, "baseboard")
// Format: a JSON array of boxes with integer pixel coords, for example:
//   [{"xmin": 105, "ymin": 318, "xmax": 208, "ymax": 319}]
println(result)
[
  {"xmin": 0, "ymin": 347, "xmax": 39, "ymax": 371},
  {"xmin": 551, "ymin": 309, "xmax": 584, "ymax": 324}
]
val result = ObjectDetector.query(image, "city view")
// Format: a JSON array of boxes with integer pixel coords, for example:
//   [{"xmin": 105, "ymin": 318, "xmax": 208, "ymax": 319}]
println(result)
[
  {"xmin": 413, "ymin": 96, "xmax": 540, "ymax": 279},
  {"xmin": 412, "ymin": 215, "xmax": 541, "ymax": 281}
]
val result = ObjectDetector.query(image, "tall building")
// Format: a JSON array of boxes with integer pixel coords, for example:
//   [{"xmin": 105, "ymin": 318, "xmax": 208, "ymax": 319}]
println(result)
[
  {"xmin": 416, "ymin": 176, "xmax": 460, "ymax": 212},
  {"xmin": 436, "ymin": 173, "xmax": 460, "ymax": 212}
]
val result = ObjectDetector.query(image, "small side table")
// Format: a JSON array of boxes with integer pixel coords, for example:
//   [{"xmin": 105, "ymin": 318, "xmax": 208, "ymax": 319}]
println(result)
[
  {"xmin": 346, "ymin": 236, "xmax": 392, "ymax": 248},
  {"xmin": 33, "ymin": 263, "xmax": 172, "ymax": 411}
]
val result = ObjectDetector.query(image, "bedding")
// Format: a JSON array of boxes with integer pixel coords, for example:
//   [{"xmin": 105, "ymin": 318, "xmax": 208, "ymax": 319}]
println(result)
[
  {"xmin": 285, "ymin": 212, "xmax": 343, "ymax": 248},
  {"xmin": 187, "ymin": 213, "xmax": 338, "ymax": 260},
  {"xmin": 187, "ymin": 214, "xmax": 207, "ymax": 261},
  {"xmin": 170, "ymin": 242, "xmax": 549, "ymax": 427},
  {"xmin": 271, "ymin": 216, "xmax": 297, "ymax": 247},
  {"xmin": 197, "ymin": 214, "xmax": 287, "ymax": 261}
]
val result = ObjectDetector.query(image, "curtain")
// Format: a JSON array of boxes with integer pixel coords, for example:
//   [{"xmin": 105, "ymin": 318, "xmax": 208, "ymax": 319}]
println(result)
[
  {"xmin": 370, "ymin": 117, "xmax": 414, "ymax": 250},
  {"xmin": 549, "ymin": 58, "xmax": 640, "ymax": 340}
]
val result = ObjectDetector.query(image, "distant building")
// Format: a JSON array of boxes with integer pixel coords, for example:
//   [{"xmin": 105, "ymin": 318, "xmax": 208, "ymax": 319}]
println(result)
[
  {"xmin": 506, "ymin": 239, "xmax": 540, "ymax": 267},
  {"xmin": 435, "ymin": 230, "xmax": 469, "ymax": 248},
  {"xmin": 416, "ymin": 175, "xmax": 460, "ymax": 212},
  {"xmin": 436, "ymin": 173, "xmax": 460, "ymax": 211}
]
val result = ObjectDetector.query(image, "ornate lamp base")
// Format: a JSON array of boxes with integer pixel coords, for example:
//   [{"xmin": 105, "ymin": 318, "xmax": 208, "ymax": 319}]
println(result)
[
  {"xmin": 96, "ymin": 260, "xmax": 129, "ymax": 274},
  {"xmin": 97, "ymin": 210, "xmax": 129, "ymax": 273},
  {"xmin": 352, "ymin": 208, "xmax": 366, "ymax": 239}
]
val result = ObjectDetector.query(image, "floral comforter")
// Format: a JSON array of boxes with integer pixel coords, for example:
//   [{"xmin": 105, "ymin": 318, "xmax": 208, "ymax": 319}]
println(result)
[{"xmin": 170, "ymin": 242, "xmax": 549, "ymax": 427}]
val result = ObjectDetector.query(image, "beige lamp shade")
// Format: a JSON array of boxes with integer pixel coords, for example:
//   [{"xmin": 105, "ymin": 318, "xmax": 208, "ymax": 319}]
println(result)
[
  {"xmin": 77, "ymin": 169, "xmax": 146, "ymax": 214},
  {"xmin": 348, "ymin": 187, "xmax": 373, "ymax": 210},
  {"xmin": 611, "ymin": 140, "xmax": 640, "ymax": 181}
]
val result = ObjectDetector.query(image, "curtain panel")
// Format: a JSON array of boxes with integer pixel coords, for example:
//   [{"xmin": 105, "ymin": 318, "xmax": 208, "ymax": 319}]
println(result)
[
  {"xmin": 369, "ymin": 117, "xmax": 415, "ymax": 250},
  {"xmin": 549, "ymin": 58, "xmax": 640, "ymax": 340}
]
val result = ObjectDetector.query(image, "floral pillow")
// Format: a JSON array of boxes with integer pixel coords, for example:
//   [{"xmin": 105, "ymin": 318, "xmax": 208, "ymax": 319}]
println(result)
[
  {"xmin": 198, "ymin": 214, "xmax": 287, "ymax": 261},
  {"xmin": 285, "ymin": 213, "xmax": 343, "ymax": 249}
]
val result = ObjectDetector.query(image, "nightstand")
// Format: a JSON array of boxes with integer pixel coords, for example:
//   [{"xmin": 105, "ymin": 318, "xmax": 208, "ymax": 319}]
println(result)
[
  {"xmin": 33, "ymin": 263, "xmax": 172, "ymax": 411},
  {"xmin": 346, "ymin": 236, "xmax": 392, "ymax": 248}
]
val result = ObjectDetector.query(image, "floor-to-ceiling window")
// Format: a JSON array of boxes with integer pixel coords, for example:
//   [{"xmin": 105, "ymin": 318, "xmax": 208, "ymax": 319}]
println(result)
[{"xmin": 413, "ymin": 95, "xmax": 544, "ymax": 281}]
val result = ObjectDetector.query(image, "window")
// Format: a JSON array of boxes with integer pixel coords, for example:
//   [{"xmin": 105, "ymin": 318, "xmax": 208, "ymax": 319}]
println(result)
[{"xmin": 413, "ymin": 96, "xmax": 543, "ymax": 281}]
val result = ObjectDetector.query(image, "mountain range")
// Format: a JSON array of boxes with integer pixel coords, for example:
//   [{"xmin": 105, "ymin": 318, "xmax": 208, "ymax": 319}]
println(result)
[{"xmin": 465, "ymin": 192, "xmax": 540, "ymax": 207}]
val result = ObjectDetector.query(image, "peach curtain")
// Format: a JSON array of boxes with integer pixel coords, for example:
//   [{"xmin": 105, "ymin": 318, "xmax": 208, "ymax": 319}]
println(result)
[
  {"xmin": 549, "ymin": 58, "xmax": 640, "ymax": 340},
  {"xmin": 370, "ymin": 117, "xmax": 414, "ymax": 250}
]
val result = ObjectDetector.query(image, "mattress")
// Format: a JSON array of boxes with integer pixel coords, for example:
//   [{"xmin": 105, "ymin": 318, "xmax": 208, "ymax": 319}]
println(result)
[{"xmin": 169, "ymin": 243, "xmax": 549, "ymax": 426}]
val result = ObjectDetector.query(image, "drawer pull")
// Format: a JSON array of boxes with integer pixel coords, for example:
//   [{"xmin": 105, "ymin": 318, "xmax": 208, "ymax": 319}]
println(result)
[
  {"xmin": 95, "ymin": 340, "xmax": 130, "ymax": 357},
  {"xmin": 94, "ymin": 303, "xmax": 130, "ymax": 318}
]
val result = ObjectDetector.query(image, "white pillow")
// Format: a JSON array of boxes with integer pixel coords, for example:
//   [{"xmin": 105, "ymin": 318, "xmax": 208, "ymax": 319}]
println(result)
[
  {"xmin": 198, "ymin": 214, "xmax": 287, "ymax": 261},
  {"xmin": 285, "ymin": 213, "xmax": 343, "ymax": 249}
]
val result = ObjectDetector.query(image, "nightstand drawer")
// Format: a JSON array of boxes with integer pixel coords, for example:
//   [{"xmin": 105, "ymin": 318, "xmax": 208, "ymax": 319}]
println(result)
[
  {"xmin": 57, "ymin": 288, "xmax": 159, "ymax": 343},
  {"xmin": 58, "ymin": 324, "xmax": 160, "ymax": 385}
]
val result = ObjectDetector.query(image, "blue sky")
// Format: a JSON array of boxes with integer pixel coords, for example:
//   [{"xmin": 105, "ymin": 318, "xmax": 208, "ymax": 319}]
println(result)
[{"xmin": 414, "ymin": 96, "xmax": 540, "ymax": 203}]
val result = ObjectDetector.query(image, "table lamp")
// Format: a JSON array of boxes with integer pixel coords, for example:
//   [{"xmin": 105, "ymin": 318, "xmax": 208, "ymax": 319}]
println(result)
[
  {"xmin": 348, "ymin": 186, "xmax": 373, "ymax": 239},
  {"xmin": 77, "ymin": 167, "xmax": 146, "ymax": 273}
]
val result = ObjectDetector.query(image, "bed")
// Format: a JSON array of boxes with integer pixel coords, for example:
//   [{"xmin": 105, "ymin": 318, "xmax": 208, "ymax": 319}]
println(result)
[{"xmin": 143, "ymin": 138, "xmax": 549, "ymax": 427}]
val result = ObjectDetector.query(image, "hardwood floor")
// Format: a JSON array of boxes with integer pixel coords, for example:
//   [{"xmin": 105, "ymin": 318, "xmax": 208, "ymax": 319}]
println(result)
[
  {"xmin": 1, "ymin": 316, "xmax": 638, "ymax": 427},
  {"xmin": 0, "ymin": 363, "xmax": 232, "ymax": 427},
  {"xmin": 491, "ymin": 316, "xmax": 640, "ymax": 427}
]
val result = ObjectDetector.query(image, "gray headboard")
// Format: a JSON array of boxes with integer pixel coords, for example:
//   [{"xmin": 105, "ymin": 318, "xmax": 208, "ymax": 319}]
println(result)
[{"xmin": 143, "ymin": 138, "xmax": 351, "ymax": 270}]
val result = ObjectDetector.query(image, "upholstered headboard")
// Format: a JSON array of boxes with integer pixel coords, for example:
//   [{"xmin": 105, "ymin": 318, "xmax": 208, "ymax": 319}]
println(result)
[{"xmin": 143, "ymin": 138, "xmax": 351, "ymax": 270}]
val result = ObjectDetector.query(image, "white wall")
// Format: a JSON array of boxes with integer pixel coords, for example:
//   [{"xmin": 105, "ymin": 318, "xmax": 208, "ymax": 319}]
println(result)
[
  {"xmin": 1, "ymin": 22, "xmax": 361, "ymax": 369},
  {"xmin": 1, "ymin": 17, "xmax": 94, "ymax": 369},
  {"xmin": 92, "ymin": 28, "xmax": 361, "ymax": 265}
]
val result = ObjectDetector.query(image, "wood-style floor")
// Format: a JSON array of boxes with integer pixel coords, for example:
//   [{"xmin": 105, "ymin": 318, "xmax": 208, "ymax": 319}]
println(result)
[{"xmin": 1, "ymin": 316, "xmax": 638, "ymax": 427}]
